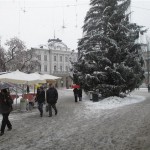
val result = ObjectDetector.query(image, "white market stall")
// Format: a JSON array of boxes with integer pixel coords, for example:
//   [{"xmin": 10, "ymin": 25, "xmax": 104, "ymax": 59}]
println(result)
[
  {"xmin": 29, "ymin": 72, "xmax": 61, "ymax": 81},
  {"xmin": 42, "ymin": 74, "xmax": 61, "ymax": 81},
  {"xmin": 0, "ymin": 70, "xmax": 46, "ymax": 85},
  {"xmin": 0, "ymin": 70, "xmax": 46, "ymax": 111},
  {"xmin": 29, "ymin": 72, "xmax": 61, "ymax": 88}
]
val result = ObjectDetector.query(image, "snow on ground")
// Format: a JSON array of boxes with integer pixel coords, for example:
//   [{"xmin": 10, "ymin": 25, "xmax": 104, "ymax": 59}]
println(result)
[
  {"xmin": 83, "ymin": 94, "xmax": 145, "ymax": 110},
  {"xmin": 0, "ymin": 88, "xmax": 149, "ymax": 150},
  {"xmin": 1, "ymin": 88, "xmax": 146, "ymax": 122}
]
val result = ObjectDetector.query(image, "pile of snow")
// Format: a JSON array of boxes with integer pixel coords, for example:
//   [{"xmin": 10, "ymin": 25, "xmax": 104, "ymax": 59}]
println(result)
[{"xmin": 83, "ymin": 94, "xmax": 145, "ymax": 110}]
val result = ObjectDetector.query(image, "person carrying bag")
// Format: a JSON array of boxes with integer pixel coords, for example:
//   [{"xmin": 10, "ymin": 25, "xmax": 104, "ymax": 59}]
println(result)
[
  {"xmin": 46, "ymin": 83, "xmax": 58, "ymax": 117},
  {"xmin": 0, "ymin": 89, "xmax": 13, "ymax": 136}
]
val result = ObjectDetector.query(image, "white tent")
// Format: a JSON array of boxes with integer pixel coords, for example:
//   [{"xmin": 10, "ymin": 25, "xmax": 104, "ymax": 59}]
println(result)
[
  {"xmin": 29, "ymin": 72, "xmax": 61, "ymax": 82},
  {"xmin": 42, "ymin": 74, "xmax": 61, "ymax": 81},
  {"xmin": 27, "ymin": 72, "xmax": 45, "ymax": 82},
  {"xmin": 0, "ymin": 70, "xmax": 46, "ymax": 84}
]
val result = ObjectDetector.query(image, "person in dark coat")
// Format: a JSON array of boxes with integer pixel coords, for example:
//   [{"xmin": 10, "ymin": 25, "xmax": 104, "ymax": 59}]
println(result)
[
  {"xmin": 78, "ymin": 88, "xmax": 82, "ymax": 101},
  {"xmin": 26, "ymin": 85, "xmax": 30, "ymax": 93},
  {"xmin": 35, "ymin": 86, "xmax": 45, "ymax": 117},
  {"xmin": 73, "ymin": 88, "xmax": 78, "ymax": 102},
  {"xmin": 0, "ymin": 89, "xmax": 13, "ymax": 136},
  {"xmin": 46, "ymin": 83, "xmax": 58, "ymax": 117}
]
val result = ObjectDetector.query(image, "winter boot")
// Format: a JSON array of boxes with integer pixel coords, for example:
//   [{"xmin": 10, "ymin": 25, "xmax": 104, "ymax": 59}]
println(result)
[
  {"xmin": 8, "ymin": 127, "xmax": 12, "ymax": 131},
  {"xmin": 40, "ymin": 112, "xmax": 43, "ymax": 117}
]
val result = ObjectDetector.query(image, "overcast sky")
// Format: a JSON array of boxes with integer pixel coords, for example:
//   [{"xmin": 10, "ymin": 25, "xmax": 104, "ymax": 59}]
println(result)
[{"xmin": 0, "ymin": 0, "xmax": 150, "ymax": 50}]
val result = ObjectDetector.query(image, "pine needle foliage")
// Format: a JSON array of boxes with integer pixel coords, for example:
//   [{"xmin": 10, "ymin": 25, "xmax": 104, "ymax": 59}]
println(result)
[{"xmin": 72, "ymin": 0, "xmax": 146, "ymax": 97}]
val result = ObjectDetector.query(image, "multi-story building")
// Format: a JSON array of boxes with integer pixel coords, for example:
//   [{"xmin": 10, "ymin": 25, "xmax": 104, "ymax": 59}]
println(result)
[{"xmin": 30, "ymin": 38, "xmax": 77, "ymax": 88}]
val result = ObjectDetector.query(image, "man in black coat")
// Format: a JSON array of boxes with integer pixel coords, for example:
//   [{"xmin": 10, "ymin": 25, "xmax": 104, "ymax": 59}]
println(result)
[
  {"xmin": 0, "ymin": 89, "xmax": 13, "ymax": 136},
  {"xmin": 46, "ymin": 83, "xmax": 58, "ymax": 117},
  {"xmin": 36, "ymin": 86, "xmax": 45, "ymax": 117}
]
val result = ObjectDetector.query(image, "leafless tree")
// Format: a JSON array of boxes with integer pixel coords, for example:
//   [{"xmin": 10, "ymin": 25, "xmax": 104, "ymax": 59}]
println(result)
[{"xmin": 0, "ymin": 37, "xmax": 40, "ymax": 73}]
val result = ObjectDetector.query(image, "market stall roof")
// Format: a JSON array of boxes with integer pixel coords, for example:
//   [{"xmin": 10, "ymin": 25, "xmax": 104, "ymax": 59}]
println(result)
[
  {"xmin": 0, "ymin": 70, "xmax": 46, "ymax": 85},
  {"xmin": 29, "ymin": 72, "xmax": 61, "ymax": 82},
  {"xmin": 42, "ymin": 74, "xmax": 61, "ymax": 81}
]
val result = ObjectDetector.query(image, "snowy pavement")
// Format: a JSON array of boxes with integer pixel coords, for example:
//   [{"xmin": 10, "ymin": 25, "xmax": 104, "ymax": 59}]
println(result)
[{"xmin": 0, "ymin": 88, "xmax": 150, "ymax": 150}]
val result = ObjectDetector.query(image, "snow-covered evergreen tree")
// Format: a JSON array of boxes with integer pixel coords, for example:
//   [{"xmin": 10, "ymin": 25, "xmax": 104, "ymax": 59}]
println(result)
[{"xmin": 72, "ymin": 0, "xmax": 147, "ymax": 97}]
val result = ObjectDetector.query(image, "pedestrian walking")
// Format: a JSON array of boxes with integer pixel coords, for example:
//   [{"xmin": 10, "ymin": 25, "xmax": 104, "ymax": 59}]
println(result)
[
  {"xmin": 35, "ymin": 86, "xmax": 45, "ymax": 117},
  {"xmin": 26, "ymin": 85, "xmax": 30, "ymax": 93},
  {"xmin": 73, "ymin": 88, "xmax": 78, "ymax": 102},
  {"xmin": 0, "ymin": 89, "xmax": 13, "ymax": 136},
  {"xmin": 78, "ymin": 88, "xmax": 82, "ymax": 101},
  {"xmin": 46, "ymin": 83, "xmax": 58, "ymax": 117}
]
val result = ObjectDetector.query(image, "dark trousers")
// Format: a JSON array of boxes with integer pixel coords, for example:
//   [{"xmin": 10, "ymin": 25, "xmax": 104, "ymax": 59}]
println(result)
[
  {"xmin": 48, "ymin": 103, "xmax": 57, "ymax": 116},
  {"xmin": 79, "ymin": 97, "xmax": 82, "ymax": 101},
  {"xmin": 38, "ymin": 103, "xmax": 43, "ymax": 115},
  {"xmin": 1, "ymin": 113, "xmax": 12, "ymax": 133},
  {"xmin": 74, "ymin": 94, "xmax": 78, "ymax": 102}
]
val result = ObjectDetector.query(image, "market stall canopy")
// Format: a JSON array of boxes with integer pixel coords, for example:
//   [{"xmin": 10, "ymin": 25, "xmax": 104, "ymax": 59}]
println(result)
[
  {"xmin": 27, "ymin": 72, "xmax": 46, "ymax": 84},
  {"xmin": 42, "ymin": 74, "xmax": 61, "ymax": 81},
  {"xmin": 29, "ymin": 72, "xmax": 61, "ymax": 82},
  {"xmin": 0, "ymin": 70, "xmax": 46, "ymax": 85}
]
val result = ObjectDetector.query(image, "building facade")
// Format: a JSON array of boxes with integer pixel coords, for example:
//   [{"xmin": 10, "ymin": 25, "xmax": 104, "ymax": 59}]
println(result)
[{"xmin": 30, "ymin": 38, "xmax": 77, "ymax": 88}]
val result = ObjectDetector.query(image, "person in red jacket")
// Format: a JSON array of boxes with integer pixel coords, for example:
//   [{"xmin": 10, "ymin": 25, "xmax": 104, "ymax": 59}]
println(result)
[{"xmin": 46, "ymin": 83, "xmax": 58, "ymax": 117}]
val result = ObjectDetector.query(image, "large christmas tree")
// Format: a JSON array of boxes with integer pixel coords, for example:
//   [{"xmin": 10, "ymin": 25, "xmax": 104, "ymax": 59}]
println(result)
[{"xmin": 72, "ymin": 0, "xmax": 146, "ymax": 97}]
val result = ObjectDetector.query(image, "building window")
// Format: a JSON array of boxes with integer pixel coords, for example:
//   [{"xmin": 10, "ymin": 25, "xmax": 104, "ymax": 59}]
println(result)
[
  {"xmin": 44, "ymin": 55, "xmax": 47, "ymax": 61},
  {"xmin": 65, "ymin": 57, "xmax": 68, "ymax": 62},
  {"xmin": 37, "ymin": 55, "xmax": 41, "ymax": 60},
  {"xmin": 44, "ymin": 65, "xmax": 47, "ymax": 72},
  {"xmin": 54, "ymin": 65, "xmax": 57, "ymax": 71},
  {"xmin": 60, "ymin": 56, "xmax": 62, "ymax": 62},
  {"xmin": 60, "ymin": 66, "xmax": 62, "ymax": 71},
  {"xmin": 66, "ymin": 66, "xmax": 68, "ymax": 71},
  {"xmin": 54, "ymin": 56, "xmax": 57, "ymax": 61}
]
